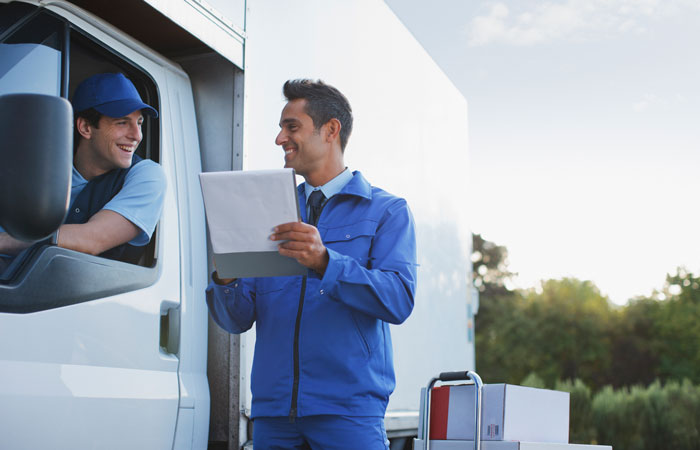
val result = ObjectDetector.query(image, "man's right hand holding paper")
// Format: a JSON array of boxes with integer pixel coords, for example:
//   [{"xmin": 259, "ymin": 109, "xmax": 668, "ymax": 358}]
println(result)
[
  {"xmin": 213, "ymin": 220, "xmax": 328, "ymax": 285},
  {"xmin": 270, "ymin": 221, "xmax": 328, "ymax": 275}
]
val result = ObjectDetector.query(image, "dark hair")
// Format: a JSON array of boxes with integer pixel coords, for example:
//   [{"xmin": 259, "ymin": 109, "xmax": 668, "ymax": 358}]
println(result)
[
  {"xmin": 73, "ymin": 108, "xmax": 102, "ymax": 152},
  {"xmin": 283, "ymin": 79, "xmax": 353, "ymax": 151}
]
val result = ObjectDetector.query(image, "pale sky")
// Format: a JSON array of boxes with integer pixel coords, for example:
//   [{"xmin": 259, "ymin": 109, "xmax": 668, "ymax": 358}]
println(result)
[{"xmin": 385, "ymin": 0, "xmax": 700, "ymax": 304}]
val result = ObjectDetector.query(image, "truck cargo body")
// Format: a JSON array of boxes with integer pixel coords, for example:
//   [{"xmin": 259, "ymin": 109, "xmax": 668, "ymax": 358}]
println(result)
[{"xmin": 0, "ymin": 1, "xmax": 474, "ymax": 448}]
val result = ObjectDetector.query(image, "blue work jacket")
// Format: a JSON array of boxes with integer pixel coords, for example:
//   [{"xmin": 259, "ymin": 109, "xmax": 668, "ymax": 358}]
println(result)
[{"xmin": 206, "ymin": 171, "xmax": 417, "ymax": 419}]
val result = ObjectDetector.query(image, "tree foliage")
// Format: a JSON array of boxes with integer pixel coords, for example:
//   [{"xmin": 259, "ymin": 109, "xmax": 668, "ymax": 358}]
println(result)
[
  {"xmin": 472, "ymin": 234, "xmax": 700, "ymax": 447},
  {"xmin": 477, "ymin": 275, "xmax": 616, "ymax": 388},
  {"xmin": 472, "ymin": 233, "xmax": 522, "ymax": 382},
  {"xmin": 473, "ymin": 233, "xmax": 700, "ymax": 389},
  {"xmin": 472, "ymin": 233, "xmax": 515, "ymax": 297},
  {"xmin": 653, "ymin": 268, "xmax": 700, "ymax": 384}
]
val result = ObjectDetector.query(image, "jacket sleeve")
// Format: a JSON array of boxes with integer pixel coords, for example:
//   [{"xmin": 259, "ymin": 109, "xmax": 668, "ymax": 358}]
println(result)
[
  {"xmin": 319, "ymin": 198, "xmax": 417, "ymax": 324},
  {"xmin": 205, "ymin": 276, "xmax": 257, "ymax": 333}
]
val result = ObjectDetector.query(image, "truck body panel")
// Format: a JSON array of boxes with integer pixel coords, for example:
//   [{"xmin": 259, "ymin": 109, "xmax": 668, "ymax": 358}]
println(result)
[
  {"xmin": 0, "ymin": 0, "xmax": 474, "ymax": 447},
  {"xmin": 243, "ymin": 0, "xmax": 474, "ymax": 436}
]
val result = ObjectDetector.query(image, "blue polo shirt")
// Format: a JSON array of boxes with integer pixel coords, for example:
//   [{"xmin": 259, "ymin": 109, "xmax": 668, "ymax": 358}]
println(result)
[{"xmin": 70, "ymin": 160, "xmax": 166, "ymax": 245}]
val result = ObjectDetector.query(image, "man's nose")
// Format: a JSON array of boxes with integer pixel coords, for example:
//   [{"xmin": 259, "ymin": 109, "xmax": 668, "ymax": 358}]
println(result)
[
  {"xmin": 275, "ymin": 130, "xmax": 286, "ymax": 146},
  {"xmin": 128, "ymin": 122, "xmax": 142, "ymax": 142}
]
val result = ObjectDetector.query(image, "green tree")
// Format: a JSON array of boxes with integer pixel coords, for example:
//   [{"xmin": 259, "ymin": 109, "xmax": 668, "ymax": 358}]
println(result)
[
  {"xmin": 520, "ymin": 278, "xmax": 615, "ymax": 387},
  {"xmin": 608, "ymin": 297, "xmax": 661, "ymax": 387},
  {"xmin": 473, "ymin": 232, "xmax": 700, "ymax": 390},
  {"xmin": 472, "ymin": 233, "xmax": 524, "ymax": 382},
  {"xmin": 471, "ymin": 233, "xmax": 515, "ymax": 297},
  {"xmin": 653, "ymin": 268, "xmax": 700, "ymax": 383},
  {"xmin": 473, "ymin": 235, "xmax": 615, "ymax": 387}
]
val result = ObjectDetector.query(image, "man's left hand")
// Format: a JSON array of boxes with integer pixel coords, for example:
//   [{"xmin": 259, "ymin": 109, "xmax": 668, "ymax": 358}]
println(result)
[{"xmin": 271, "ymin": 221, "xmax": 328, "ymax": 274}]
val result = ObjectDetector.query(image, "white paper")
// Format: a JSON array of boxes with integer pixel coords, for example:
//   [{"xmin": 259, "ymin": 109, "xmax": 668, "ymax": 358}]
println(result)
[{"xmin": 199, "ymin": 169, "xmax": 299, "ymax": 254}]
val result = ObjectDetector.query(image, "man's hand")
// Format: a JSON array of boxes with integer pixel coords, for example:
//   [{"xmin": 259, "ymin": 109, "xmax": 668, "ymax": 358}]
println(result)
[
  {"xmin": 271, "ymin": 221, "xmax": 329, "ymax": 274},
  {"xmin": 211, "ymin": 256, "xmax": 236, "ymax": 285}
]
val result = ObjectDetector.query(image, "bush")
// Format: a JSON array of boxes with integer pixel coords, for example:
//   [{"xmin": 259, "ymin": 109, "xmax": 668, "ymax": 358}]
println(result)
[
  {"xmin": 592, "ymin": 385, "xmax": 647, "ymax": 450},
  {"xmin": 556, "ymin": 379, "xmax": 595, "ymax": 444},
  {"xmin": 521, "ymin": 372, "xmax": 547, "ymax": 389},
  {"xmin": 591, "ymin": 380, "xmax": 700, "ymax": 450},
  {"xmin": 641, "ymin": 380, "xmax": 700, "ymax": 450}
]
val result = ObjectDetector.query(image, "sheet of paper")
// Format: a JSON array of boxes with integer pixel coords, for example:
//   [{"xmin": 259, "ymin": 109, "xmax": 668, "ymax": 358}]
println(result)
[{"xmin": 199, "ymin": 169, "xmax": 300, "ymax": 254}]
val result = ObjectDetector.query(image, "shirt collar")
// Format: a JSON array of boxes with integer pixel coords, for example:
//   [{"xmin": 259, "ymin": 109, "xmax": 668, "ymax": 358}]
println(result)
[
  {"xmin": 72, "ymin": 166, "xmax": 88, "ymax": 186},
  {"xmin": 304, "ymin": 168, "xmax": 353, "ymax": 202}
]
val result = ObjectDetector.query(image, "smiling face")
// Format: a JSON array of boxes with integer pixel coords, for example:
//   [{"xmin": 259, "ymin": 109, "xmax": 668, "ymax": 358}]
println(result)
[
  {"xmin": 76, "ymin": 110, "xmax": 143, "ymax": 179},
  {"xmin": 275, "ymin": 99, "xmax": 330, "ymax": 181}
]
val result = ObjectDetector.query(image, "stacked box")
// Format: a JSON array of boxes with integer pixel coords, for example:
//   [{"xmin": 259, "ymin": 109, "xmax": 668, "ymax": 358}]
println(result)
[
  {"xmin": 427, "ymin": 384, "xmax": 570, "ymax": 443},
  {"xmin": 413, "ymin": 439, "xmax": 612, "ymax": 450}
]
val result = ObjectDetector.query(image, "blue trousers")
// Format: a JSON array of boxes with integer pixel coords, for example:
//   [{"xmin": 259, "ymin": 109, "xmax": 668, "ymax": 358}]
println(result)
[{"xmin": 253, "ymin": 415, "xmax": 389, "ymax": 449}]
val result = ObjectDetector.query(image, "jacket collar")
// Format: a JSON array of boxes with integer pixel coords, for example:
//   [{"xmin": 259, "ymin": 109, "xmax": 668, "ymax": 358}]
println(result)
[{"xmin": 297, "ymin": 170, "xmax": 371, "ymax": 200}]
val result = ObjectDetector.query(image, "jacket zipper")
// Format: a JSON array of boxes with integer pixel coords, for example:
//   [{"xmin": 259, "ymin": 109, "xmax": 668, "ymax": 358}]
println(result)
[{"xmin": 289, "ymin": 275, "xmax": 307, "ymax": 422}]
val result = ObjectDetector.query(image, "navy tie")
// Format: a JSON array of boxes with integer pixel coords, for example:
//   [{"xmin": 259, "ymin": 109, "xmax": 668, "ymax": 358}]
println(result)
[{"xmin": 307, "ymin": 190, "xmax": 326, "ymax": 226}]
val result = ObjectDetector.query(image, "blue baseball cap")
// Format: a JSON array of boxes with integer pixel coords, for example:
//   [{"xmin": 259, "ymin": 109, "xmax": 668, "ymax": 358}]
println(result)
[{"xmin": 72, "ymin": 73, "xmax": 158, "ymax": 118}]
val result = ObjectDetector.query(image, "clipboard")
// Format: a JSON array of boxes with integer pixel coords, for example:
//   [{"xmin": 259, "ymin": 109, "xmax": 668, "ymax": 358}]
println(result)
[{"xmin": 199, "ymin": 169, "xmax": 307, "ymax": 278}]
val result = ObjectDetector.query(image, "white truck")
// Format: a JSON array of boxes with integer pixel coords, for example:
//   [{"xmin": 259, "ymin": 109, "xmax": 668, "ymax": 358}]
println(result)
[{"xmin": 0, "ymin": 1, "xmax": 475, "ymax": 448}]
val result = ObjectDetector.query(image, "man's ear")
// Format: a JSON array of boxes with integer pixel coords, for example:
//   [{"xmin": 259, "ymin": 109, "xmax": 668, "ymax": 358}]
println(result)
[
  {"xmin": 324, "ymin": 118, "xmax": 342, "ymax": 144},
  {"xmin": 76, "ymin": 117, "xmax": 93, "ymax": 140}
]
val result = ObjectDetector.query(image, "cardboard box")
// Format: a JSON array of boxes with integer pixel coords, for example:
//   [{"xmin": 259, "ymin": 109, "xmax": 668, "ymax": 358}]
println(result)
[{"xmin": 428, "ymin": 384, "xmax": 570, "ymax": 443}]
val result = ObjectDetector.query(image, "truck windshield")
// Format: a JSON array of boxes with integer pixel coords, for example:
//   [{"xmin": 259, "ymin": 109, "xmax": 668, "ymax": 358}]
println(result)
[
  {"xmin": 0, "ymin": 43, "xmax": 61, "ymax": 96},
  {"xmin": 0, "ymin": 9, "xmax": 63, "ymax": 97}
]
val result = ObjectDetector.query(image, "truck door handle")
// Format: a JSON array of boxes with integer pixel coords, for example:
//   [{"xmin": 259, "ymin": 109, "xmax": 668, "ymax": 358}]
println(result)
[{"xmin": 160, "ymin": 302, "xmax": 180, "ymax": 355}]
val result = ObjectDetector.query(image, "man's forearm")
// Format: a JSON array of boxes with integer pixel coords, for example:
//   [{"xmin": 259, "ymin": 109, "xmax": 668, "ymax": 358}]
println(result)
[
  {"xmin": 321, "ymin": 248, "xmax": 416, "ymax": 324},
  {"xmin": 58, "ymin": 210, "xmax": 140, "ymax": 255},
  {"xmin": 0, "ymin": 232, "xmax": 33, "ymax": 255}
]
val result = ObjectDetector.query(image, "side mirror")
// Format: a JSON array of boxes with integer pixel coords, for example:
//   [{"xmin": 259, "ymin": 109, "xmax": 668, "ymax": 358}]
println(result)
[{"xmin": 0, "ymin": 94, "xmax": 72, "ymax": 241}]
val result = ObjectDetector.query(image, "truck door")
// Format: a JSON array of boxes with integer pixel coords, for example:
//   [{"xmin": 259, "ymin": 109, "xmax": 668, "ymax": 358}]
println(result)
[{"xmin": 0, "ymin": 5, "xmax": 180, "ymax": 449}]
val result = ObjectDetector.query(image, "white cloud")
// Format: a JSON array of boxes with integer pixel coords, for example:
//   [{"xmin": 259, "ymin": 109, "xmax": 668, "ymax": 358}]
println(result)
[
  {"xmin": 466, "ymin": 0, "xmax": 696, "ymax": 46},
  {"xmin": 632, "ymin": 92, "xmax": 690, "ymax": 112},
  {"xmin": 468, "ymin": 4, "xmax": 510, "ymax": 47},
  {"xmin": 633, "ymin": 93, "xmax": 657, "ymax": 112}
]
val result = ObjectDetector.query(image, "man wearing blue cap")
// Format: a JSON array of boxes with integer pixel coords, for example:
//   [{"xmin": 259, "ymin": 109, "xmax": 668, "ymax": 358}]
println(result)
[{"xmin": 0, "ymin": 73, "xmax": 166, "ymax": 265}]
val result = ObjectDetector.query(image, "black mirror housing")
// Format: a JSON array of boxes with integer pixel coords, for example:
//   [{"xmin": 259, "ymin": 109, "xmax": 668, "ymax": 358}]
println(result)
[{"xmin": 0, "ymin": 94, "xmax": 72, "ymax": 242}]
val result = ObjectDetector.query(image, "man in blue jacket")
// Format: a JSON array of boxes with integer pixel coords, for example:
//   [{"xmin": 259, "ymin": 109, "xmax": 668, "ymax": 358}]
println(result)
[{"xmin": 206, "ymin": 79, "xmax": 417, "ymax": 449}]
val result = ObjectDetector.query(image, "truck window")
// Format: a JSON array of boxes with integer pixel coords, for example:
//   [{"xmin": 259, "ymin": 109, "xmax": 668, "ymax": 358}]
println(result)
[
  {"xmin": 0, "ymin": 9, "xmax": 162, "ymax": 313},
  {"xmin": 0, "ymin": 8, "xmax": 63, "ymax": 96}
]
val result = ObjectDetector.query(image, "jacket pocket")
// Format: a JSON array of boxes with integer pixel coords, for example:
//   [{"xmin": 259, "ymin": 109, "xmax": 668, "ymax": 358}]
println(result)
[
  {"xmin": 256, "ymin": 276, "xmax": 295, "ymax": 294},
  {"xmin": 350, "ymin": 311, "xmax": 372, "ymax": 358},
  {"xmin": 322, "ymin": 220, "xmax": 377, "ymax": 265},
  {"xmin": 254, "ymin": 277, "xmax": 299, "ymax": 323}
]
